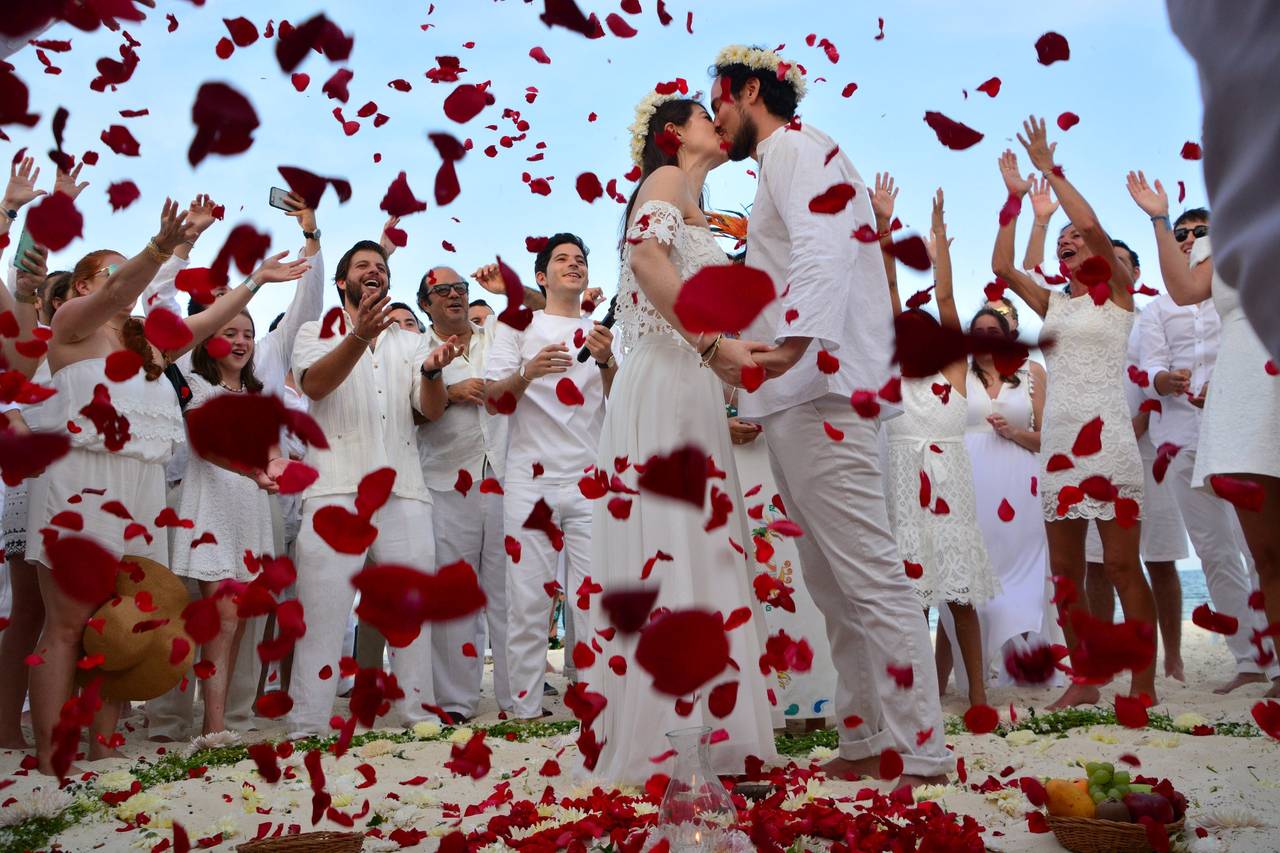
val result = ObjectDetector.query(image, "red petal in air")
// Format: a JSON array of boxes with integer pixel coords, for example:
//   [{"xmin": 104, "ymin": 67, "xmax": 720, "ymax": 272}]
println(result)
[
  {"xmin": 673, "ymin": 264, "xmax": 776, "ymax": 335},
  {"xmin": 637, "ymin": 445, "xmax": 708, "ymax": 508},
  {"xmin": 923, "ymin": 111, "xmax": 984, "ymax": 150},
  {"xmin": 963, "ymin": 703, "xmax": 999, "ymax": 734},
  {"xmin": 189, "ymin": 82, "xmax": 260, "ymax": 167},
  {"xmin": 976, "ymin": 77, "xmax": 1001, "ymax": 97},
  {"xmin": 556, "ymin": 377, "xmax": 585, "ymax": 406},
  {"xmin": 807, "ymin": 183, "xmax": 855, "ymax": 214},
  {"xmin": 380, "ymin": 171, "xmax": 427, "ymax": 217},
  {"xmin": 1191, "ymin": 602, "xmax": 1239, "ymax": 635},
  {"xmin": 106, "ymin": 180, "xmax": 140, "ymax": 211},
  {"xmin": 25, "ymin": 192, "xmax": 83, "ymax": 251},
  {"xmin": 1035, "ymin": 31, "xmax": 1071, "ymax": 65},
  {"xmin": 1209, "ymin": 475, "xmax": 1264, "ymax": 512},
  {"xmin": 635, "ymin": 609, "xmax": 730, "ymax": 696},
  {"xmin": 1070, "ymin": 417, "xmax": 1104, "ymax": 456},
  {"xmin": 443, "ymin": 83, "xmax": 495, "ymax": 124}
]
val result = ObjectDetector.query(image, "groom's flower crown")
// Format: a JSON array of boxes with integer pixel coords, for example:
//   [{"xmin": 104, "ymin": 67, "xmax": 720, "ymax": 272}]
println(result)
[
  {"xmin": 628, "ymin": 78, "xmax": 697, "ymax": 166},
  {"xmin": 713, "ymin": 44, "xmax": 808, "ymax": 103}
]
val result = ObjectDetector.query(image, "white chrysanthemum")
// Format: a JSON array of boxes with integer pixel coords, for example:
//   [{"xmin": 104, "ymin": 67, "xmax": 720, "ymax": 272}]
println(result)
[
  {"xmin": 632, "ymin": 801, "xmax": 658, "ymax": 816},
  {"xmin": 1187, "ymin": 835, "xmax": 1225, "ymax": 853},
  {"xmin": 187, "ymin": 729, "xmax": 241, "ymax": 754},
  {"xmin": 1147, "ymin": 735, "xmax": 1181, "ymax": 749},
  {"xmin": 509, "ymin": 818, "xmax": 556, "ymax": 839},
  {"xmin": 1005, "ymin": 730, "xmax": 1039, "ymax": 747},
  {"xmin": 356, "ymin": 738, "xmax": 396, "ymax": 759},
  {"xmin": 412, "ymin": 720, "xmax": 442, "ymax": 739},
  {"xmin": 807, "ymin": 745, "xmax": 837, "ymax": 761},
  {"xmin": 1089, "ymin": 732, "xmax": 1119, "ymax": 745},
  {"xmin": 713, "ymin": 44, "xmax": 808, "ymax": 102},
  {"xmin": 96, "ymin": 768, "xmax": 138, "ymax": 792},
  {"xmin": 1172, "ymin": 712, "xmax": 1209, "ymax": 732},
  {"xmin": 205, "ymin": 815, "xmax": 240, "ymax": 838},
  {"xmin": 448, "ymin": 726, "xmax": 474, "ymax": 745},
  {"xmin": 115, "ymin": 791, "xmax": 166, "ymax": 823},
  {"xmin": 0, "ymin": 786, "xmax": 74, "ymax": 827},
  {"xmin": 983, "ymin": 787, "xmax": 1025, "ymax": 818},
  {"xmin": 913, "ymin": 783, "xmax": 952, "ymax": 802},
  {"xmin": 1196, "ymin": 808, "xmax": 1268, "ymax": 829}
]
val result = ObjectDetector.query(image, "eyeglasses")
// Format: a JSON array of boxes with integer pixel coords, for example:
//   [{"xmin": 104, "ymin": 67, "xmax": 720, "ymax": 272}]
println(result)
[
  {"xmin": 427, "ymin": 282, "xmax": 468, "ymax": 298},
  {"xmin": 95, "ymin": 263, "xmax": 120, "ymax": 278},
  {"xmin": 1174, "ymin": 224, "xmax": 1208, "ymax": 243}
]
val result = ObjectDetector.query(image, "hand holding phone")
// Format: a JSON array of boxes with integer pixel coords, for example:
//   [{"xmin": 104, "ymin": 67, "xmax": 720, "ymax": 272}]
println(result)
[{"xmin": 11, "ymin": 228, "xmax": 37, "ymax": 274}]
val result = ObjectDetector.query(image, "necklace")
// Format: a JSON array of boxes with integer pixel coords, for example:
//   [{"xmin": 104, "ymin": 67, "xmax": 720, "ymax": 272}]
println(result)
[{"xmin": 219, "ymin": 380, "xmax": 245, "ymax": 393}]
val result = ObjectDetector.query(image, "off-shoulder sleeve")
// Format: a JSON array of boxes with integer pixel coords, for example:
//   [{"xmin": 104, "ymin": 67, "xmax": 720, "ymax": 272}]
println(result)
[{"xmin": 625, "ymin": 199, "xmax": 683, "ymax": 246}]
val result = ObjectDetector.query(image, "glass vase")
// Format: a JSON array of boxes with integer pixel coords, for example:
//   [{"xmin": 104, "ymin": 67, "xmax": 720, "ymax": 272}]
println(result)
[{"xmin": 655, "ymin": 726, "xmax": 739, "ymax": 851}]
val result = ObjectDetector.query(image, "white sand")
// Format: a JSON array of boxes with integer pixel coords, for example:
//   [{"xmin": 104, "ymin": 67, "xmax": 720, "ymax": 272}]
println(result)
[{"xmin": 3, "ymin": 623, "xmax": 1278, "ymax": 852}]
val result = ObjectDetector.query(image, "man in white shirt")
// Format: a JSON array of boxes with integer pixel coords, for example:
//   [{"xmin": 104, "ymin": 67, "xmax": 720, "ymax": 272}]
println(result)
[
  {"xmin": 484, "ymin": 234, "xmax": 616, "ymax": 721},
  {"xmin": 286, "ymin": 239, "xmax": 459, "ymax": 737},
  {"xmin": 416, "ymin": 265, "xmax": 513, "ymax": 722},
  {"xmin": 710, "ymin": 48, "xmax": 950, "ymax": 783},
  {"xmin": 1140, "ymin": 284, "xmax": 1279, "ymax": 692}
]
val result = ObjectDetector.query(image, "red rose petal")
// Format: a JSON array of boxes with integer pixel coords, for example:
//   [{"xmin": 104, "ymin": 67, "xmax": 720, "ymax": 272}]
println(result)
[
  {"xmin": 673, "ymin": 265, "xmax": 776, "ymax": 335},
  {"xmin": 923, "ymin": 111, "xmax": 984, "ymax": 150},
  {"xmin": 1035, "ymin": 31, "xmax": 1070, "ymax": 65},
  {"xmin": 25, "ymin": 192, "xmax": 83, "ymax": 251},
  {"xmin": 807, "ymin": 182, "xmax": 856, "ymax": 214},
  {"xmin": 635, "ymin": 609, "xmax": 729, "ymax": 696}
]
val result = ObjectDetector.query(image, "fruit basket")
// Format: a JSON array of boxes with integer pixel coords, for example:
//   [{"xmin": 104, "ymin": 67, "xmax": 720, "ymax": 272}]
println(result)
[
  {"xmin": 1047, "ymin": 815, "xmax": 1185, "ymax": 853},
  {"xmin": 1043, "ymin": 762, "xmax": 1186, "ymax": 853},
  {"xmin": 236, "ymin": 831, "xmax": 363, "ymax": 852}
]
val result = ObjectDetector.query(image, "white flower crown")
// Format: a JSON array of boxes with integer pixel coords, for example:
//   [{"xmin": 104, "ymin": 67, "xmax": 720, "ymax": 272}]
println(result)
[
  {"xmin": 628, "ymin": 79, "xmax": 697, "ymax": 166},
  {"xmin": 713, "ymin": 44, "xmax": 808, "ymax": 103}
]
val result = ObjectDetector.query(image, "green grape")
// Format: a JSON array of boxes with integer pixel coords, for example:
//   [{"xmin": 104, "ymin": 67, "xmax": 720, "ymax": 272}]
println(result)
[
  {"xmin": 1085, "ymin": 762, "xmax": 1101, "ymax": 776},
  {"xmin": 1113, "ymin": 771, "xmax": 1130, "ymax": 786},
  {"xmin": 1090, "ymin": 787, "xmax": 1107, "ymax": 804},
  {"xmin": 1100, "ymin": 762, "xmax": 1114, "ymax": 776},
  {"xmin": 1106, "ymin": 787, "xmax": 1121, "ymax": 800},
  {"xmin": 1129, "ymin": 783, "xmax": 1153, "ymax": 794},
  {"xmin": 1089, "ymin": 769, "xmax": 1111, "ymax": 787}
]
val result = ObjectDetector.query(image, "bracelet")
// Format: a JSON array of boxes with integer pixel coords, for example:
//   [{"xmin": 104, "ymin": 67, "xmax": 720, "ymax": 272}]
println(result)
[
  {"xmin": 1151, "ymin": 214, "xmax": 1171, "ymax": 230},
  {"xmin": 700, "ymin": 334, "xmax": 723, "ymax": 367},
  {"xmin": 421, "ymin": 365, "xmax": 442, "ymax": 381},
  {"xmin": 518, "ymin": 363, "xmax": 532, "ymax": 382},
  {"xmin": 3, "ymin": 208, "xmax": 16, "ymax": 221},
  {"xmin": 348, "ymin": 330, "xmax": 372, "ymax": 345},
  {"xmin": 245, "ymin": 275, "xmax": 263, "ymax": 295},
  {"xmin": 145, "ymin": 239, "xmax": 172, "ymax": 264},
  {"xmin": 596, "ymin": 356, "xmax": 616, "ymax": 370},
  {"xmin": 15, "ymin": 290, "xmax": 37, "ymax": 304}
]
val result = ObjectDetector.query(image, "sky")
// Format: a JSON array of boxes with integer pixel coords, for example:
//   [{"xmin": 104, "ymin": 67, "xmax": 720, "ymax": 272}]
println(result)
[{"xmin": 2, "ymin": 0, "xmax": 1206, "ymax": 342}]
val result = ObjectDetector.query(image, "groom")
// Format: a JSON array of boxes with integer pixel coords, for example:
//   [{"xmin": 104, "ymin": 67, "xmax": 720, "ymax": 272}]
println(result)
[{"xmin": 710, "ymin": 46, "xmax": 951, "ymax": 783}]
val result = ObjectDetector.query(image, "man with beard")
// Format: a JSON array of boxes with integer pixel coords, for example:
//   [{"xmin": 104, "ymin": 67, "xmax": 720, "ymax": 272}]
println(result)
[
  {"xmin": 286, "ymin": 240, "xmax": 461, "ymax": 737},
  {"xmin": 709, "ymin": 45, "xmax": 951, "ymax": 784},
  {"xmin": 484, "ymin": 234, "xmax": 616, "ymax": 721},
  {"xmin": 415, "ymin": 264, "xmax": 521, "ymax": 722}
]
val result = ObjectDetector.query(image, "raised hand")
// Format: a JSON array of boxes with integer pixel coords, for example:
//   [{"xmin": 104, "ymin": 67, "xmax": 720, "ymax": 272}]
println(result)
[
  {"xmin": 251, "ymin": 251, "xmax": 311, "ymax": 286},
  {"xmin": 186, "ymin": 193, "xmax": 221, "ymax": 237},
  {"xmin": 281, "ymin": 191, "xmax": 318, "ymax": 235},
  {"xmin": 15, "ymin": 244, "xmax": 48, "ymax": 297},
  {"xmin": 53, "ymin": 162, "xmax": 89, "ymax": 201},
  {"xmin": 472, "ymin": 263, "xmax": 506, "ymax": 295},
  {"xmin": 424, "ymin": 335, "xmax": 463, "ymax": 371},
  {"xmin": 152, "ymin": 198, "xmax": 196, "ymax": 255},
  {"xmin": 926, "ymin": 188, "xmax": 949, "ymax": 262},
  {"xmin": 871, "ymin": 172, "xmax": 898, "ymax": 224},
  {"xmin": 4, "ymin": 156, "xmax": 45, "ymax": 210},
  {"xmin": 351, "ymin": 289, "xmax": 394, "ymax": 342},
  {"xmin": 1016, "ymin": 115, "xmax": 1058, "ymax": 174},
  {"xmin": 378, "ymin": 215, "xmax": 402, "ymax": 257},
  {"xmin": 998, "ymin": 149, "xmax": 1033, "ymax": 198},
  {"xmin": 1029, "ymin": 175, "xmax": 1059, "ymax": 221},
  {"xmin": 1125, "ymin": 170, "xmax": 1169, "ymax": 218}
]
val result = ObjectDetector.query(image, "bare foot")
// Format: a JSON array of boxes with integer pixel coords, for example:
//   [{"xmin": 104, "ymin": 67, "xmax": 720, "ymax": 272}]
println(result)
[
  {"xmin": 820, "ymin": 755, "xmax": 881, "ymax": 780},
  {"xmin": 0, "ymin": 736, "xmax": 32, "ymax": 750},
  {"xmin": 87, "ymin": 747, "xmax": 126, "ymax": 762},
  {"xmin": 1164, "ymin": 658, "xmax": 1186, "ymax": 682},
  {"xmin": 1046, "ymin": 683, "xmax": 1102, "ymax": 710},
  {"xmin": 1267, "ymin": 678, "xmax": 1280, "ymax": 699},
  {"xmin": 36, "ymin": 759, "xmax": 84, "ymax": 777},
  {"xmin": 1213, "ymin": 672, "xmax": 1267, "ymax": 695},
  {"xmin": 900, "ymin": 772, "xmax": 949, "ymax": 787}
]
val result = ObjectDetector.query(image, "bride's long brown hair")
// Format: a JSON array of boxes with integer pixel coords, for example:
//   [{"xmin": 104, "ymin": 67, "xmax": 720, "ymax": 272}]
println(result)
[
  {"xmin": 70, "ymin": 251, "xmax": 164, "ymax": 381},
  {"xmin": 620, "ymin": 97, "xmax": 706, "ymax": 252}
]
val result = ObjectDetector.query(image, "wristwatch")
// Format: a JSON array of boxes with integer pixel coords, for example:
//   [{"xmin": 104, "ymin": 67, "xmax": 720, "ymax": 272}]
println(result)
[
  {"xmin": 3, "ymin": 208, "xmax": 16, "ymax": 221},
  {"xmin": 596, "ymin": 355, "xmax": 616, "ymax": 370},
  {"xmin": 421, "ymin": 364, "xmax": 443, "ymax": 381},
  {"xmin": 303, "ymin": 228, "xmax": 321, "ymax": 240}
]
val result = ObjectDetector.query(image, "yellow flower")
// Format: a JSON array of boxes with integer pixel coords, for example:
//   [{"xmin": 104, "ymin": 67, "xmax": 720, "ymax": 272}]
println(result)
[
  {"xmin": 412, "ymin": 721, "xmax": 442, "ymax": 739},
  {"xmin": 448, "ymin": 726, "xmax": 474, "ymax": 745},
  {"xmin": 1005, "ymin": 730, "xmax": 1039, "ymax": 747}
]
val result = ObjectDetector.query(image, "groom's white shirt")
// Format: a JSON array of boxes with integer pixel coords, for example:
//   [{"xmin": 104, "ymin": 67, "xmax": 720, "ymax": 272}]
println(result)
[{"xmin": 739, "ymin": 122, "xmax": 896, "ymax": 418}]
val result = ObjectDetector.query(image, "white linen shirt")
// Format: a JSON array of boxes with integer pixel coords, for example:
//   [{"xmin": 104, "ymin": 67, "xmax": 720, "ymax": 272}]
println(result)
[
  {"xmin": 1138, "ymin": 292, "xmax": 1221, "ymax": 450},
  {"xmin": 293, "ymin": 315, "xmax": 436, "ymax": 503},
  {"xmin": 739, "ymin": 122, "xmax": 897, "ymax": 418},
  {"xmin": 417, "ymin": 314, "xmax": 508, "ymax": 490}
]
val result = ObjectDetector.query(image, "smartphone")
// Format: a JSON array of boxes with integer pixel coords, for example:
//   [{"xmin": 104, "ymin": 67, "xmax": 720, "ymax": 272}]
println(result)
[
  {"xmin": 268, "ymin": 186, "xmax": 293, "ymax": 211},
  {"xmin": 11, "ymin": 228, "xmax": 37, "ymax": 274}
]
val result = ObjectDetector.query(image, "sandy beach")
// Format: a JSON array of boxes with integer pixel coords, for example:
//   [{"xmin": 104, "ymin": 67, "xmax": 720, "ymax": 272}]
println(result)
[{"xmin": 2, "ymin": 620, "xmax": 1277, "ymax": 852}]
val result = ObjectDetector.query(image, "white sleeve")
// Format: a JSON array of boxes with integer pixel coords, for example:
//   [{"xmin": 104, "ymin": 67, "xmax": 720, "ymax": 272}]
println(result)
[
  {"xmin": 264, "ymin": 247, "xmax": 326, "ymax": 376},
  {"xmin": 291, "ymin": 321, "xmax": 326, "ymax": 379},
  {"xmin": 484, "ymin": 321, "xmax": 522, "ymax": 381},
  {"xmin": 140, "ymin": 255, "xmax": 186, "ymax": 317}
]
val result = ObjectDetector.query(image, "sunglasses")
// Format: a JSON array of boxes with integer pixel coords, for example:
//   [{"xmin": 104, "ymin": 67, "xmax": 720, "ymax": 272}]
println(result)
[
  {"xmin": 1174, "ymin": 224, "xmax": 1208, "ymax": 243},
  {"xmin": 95, "ymin": 263, "xmax": 120, "ymax": 278},
  {"xmin": 428, "ymin": 282, "xmax": 468, "ymax": 298}
]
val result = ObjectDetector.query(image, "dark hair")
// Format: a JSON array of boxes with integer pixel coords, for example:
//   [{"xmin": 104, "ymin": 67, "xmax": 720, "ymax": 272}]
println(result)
[
  {"xmin": 710, "ymin": 56, "xmax": 800, "ymax": 120},
  {"xmin": 620, "ymin": 98, "xmax": 704, "ymax": 240},
  {"xmin": 969, "ymin": 307, "xmax": 1021, "ymax": 389},
  {"xmin": 268, "ymin": 312, "xmax": 285, "ymax": 333},
  {"xmin": 469, "ymin": 298, "xmax": 491, "ymax": 309},
  {"xmin": 1174, "ymin": 207, "xmax": 1209, "ymax": 229},
  {"xmin": 534, "ymin": 233, "xmax": 589, "ymax": 293},
  {"xmin": 387, "ymin": 301, "xmax": 423, "ymax": 331},
  {"xmin": 1111, "ymin": 238, "xmax": 1140, "ymax": 273},
  {"xmin": 190, "ymin": 310, "xmax": 264, "ymax": 393},
  {"xmin": 334, "ymin": 240, "xmax": 390, "ymax": 302},
  {"xmin": 40, "ymin": 270, "xmax": 72, "ymax": 323},
  {"xmin": 996, "ymin": 296, "xmax": 1019, "ymax": 322}
]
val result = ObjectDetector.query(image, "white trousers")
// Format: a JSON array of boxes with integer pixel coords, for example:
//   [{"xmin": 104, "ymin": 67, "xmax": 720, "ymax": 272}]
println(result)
[
  {"xmin": 287, "ymin": 494, "xmax": 436, "ymax": 738},
  {"xmin": 758, "ymin": 395, "xmax": 952, "ymax": 776},
  {"xmin": 503, "ymin": 479, "xmax": 591, "ymax": 719},
  {"xmin": 429, "ymin": 482, "xmax": 511, "ymax": 717},
  {"xmin": 1168, "ymin": 450, "xmax": 1279, "ymax": 676}
]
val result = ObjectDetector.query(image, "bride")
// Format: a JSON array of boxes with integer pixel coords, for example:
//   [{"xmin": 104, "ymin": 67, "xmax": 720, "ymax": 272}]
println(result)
[{"xmin": 578, "ymin": 87, "xmax": 778, "ymax": 783}]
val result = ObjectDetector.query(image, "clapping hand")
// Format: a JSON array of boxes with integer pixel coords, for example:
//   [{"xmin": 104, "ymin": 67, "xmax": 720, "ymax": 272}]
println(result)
[
  {"xmin": 1016, "ymin": 115, "xmax": 1058, "ymax": 174},
  {"xmin": 1125, "ymin": 170, "xmax": 1169, "ymax": 219}
]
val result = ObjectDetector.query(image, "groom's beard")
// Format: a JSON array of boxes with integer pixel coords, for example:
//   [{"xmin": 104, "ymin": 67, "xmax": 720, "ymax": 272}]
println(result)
[{"xmin": 726, "ymin": 111, "xmax": 757, "ymax": 162}]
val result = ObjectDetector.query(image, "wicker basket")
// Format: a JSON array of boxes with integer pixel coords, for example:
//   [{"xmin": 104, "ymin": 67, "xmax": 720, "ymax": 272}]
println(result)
[
  {"xmin": 236, "ymin": 831, "xmax": 363, "ymax": 853},
  {"xmin": 1048, "ymin": 815, "xmax": 1184, "ymax": 853}
]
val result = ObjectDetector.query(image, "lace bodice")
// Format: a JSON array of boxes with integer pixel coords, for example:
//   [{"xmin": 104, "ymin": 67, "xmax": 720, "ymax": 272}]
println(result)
[{"xmin": 617, "ymin": 200, "xmax": 730, "ymax": 354}]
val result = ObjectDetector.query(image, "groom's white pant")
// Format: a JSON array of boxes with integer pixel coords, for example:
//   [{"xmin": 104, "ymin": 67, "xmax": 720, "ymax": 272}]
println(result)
[
  {"xmin": 286, "ymin": 494, "xmax": 437, "ymax": 738},
  {"xmin": 429, "ymin": 482, "xmax": 512, "ymax": 717},
  {"xmin": 502, "ymin": 479, "xmax": 591, "ymax": 719},
  {"xmin": 758, "ymin": 394, "xmax": 952, "ymax": 776}
]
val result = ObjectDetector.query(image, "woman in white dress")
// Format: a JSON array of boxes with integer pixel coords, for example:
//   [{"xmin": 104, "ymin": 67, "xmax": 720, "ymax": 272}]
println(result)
[
  {"xmin": 580, "ymin": 91, "xmax": 777, "ymax": 784},
  {"xmin": 880, "ymin": 187, "xmax": 999, "ymax": 710},
  {"xmin": 170, "ymin": 311, "xmax": 277, "ymax": 736},
  {"xmin": 26, "ymin": 200, "xmax": 306, "ymax": 775},
  {"xmin": 992, "ymin": 118, "xmax": 1158, "ymax": 709},
  {"xmin": 1126, "ymin": 174, "xmax": 1280, "ymax": 696}
]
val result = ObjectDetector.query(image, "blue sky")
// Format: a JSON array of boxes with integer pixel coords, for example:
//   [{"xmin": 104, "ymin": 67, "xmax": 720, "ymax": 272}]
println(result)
[{"xmin": 4, "ymin": 0, "xmax": 1204, "ymax": 340}]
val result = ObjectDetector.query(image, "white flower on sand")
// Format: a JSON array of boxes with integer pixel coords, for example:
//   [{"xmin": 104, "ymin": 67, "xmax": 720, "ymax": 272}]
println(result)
[
  {"xmin": 0, "ymin": 786, "xmax": 74, "ymax": 827},
  {"xmin": 807, "ymin": 745, "xmax": 837, "ymax": 761},
  {"xmin": 782, "ymin": 778, "xmax": 834, "ymax": 810},
  {"xmin": 187, "ymin": 729, "xmax": 241, "ymax": 754},
  {"xmin": 1147, "ymin": 734, "xmax": 1182, "ymax": 749},
  {"xmin": 1172, "ymin": 712, "xmax": 1209, "ymax": 732},
  {"xmin": 1005, "ymin": 730, "xmax": 1039, "ymax": 747},
  {"xmin": 1188, "ymin": 835, "xmax": 1226, "ymax": 853},
  {"xmin": 633, "ymin": 801, "xmax": 658, "ymax": 816},
  {"xmin": 1197, "ymin": 808, "xmax": 1268, "ymax": 829},
  {"xmin": 913, "ymin": 784, "xmax": 953, "ymax": 802},
  {"xmin": 983, "ymin": 787, "xmax": 1026, "ymax": 818},
  {"xmin": 448, "ymin": 725, "xmax": 475, "ymax": 745},
  {"xmin": 356, "ymin": 738, "xmax": 397, "ymax": 759},
  {"xmin": 412, "ymin": 720, "xmax": 442, "ymax": 739},
  {"xmin": 199, "ymin": 815, "xmax": 240, "ymax": 839},
  {"xmin": 713, "ymin": 44, "xmax": 808, "ymax": 102},
  {"xmin": 114, "ymin": 791, "xmax": 166, "ymax": 823},
  {"xmin": 96, "ymin": 768, "xmax": 138, "ymax": 792},
  {"xmin": 1089, "ymin": 732, "xmax": 1119, "ymax": 745}
]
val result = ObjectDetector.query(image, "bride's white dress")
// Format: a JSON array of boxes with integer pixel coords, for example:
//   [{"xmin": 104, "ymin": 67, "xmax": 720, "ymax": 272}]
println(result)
[{"xmin": 580, "ymin": 200, "xmax": 777, "ymax": 784}]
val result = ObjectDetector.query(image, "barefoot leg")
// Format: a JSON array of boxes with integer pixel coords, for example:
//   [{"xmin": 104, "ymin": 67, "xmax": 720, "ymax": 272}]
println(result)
[
  {"xmin": 31, "ymin": 569, "xmax": 104, "ymax": 775},
  {"xmin": 1144, "ymin": 560, "xmax": 1184, "ymax": 680},
  {"xmin": 1097, "ymin": 519, "xmax": 1158, "ymax": 702},
  {"xmin": 947, "ymin": 602, "xmax": 986, "ymax": 707},
  {"xmin": 0, "ymin": 557, "xmax": 43, "ymax": 749}
]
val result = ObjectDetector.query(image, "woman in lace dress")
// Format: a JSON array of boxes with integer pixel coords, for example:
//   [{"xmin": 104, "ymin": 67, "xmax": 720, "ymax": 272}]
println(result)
[
  {"xmin": 880, "ymin": 186, "xmax": 998, "ymax": 709},
  {"xmin": 992, "ymin": 118, "xmax": 1158, "ymax": 709},
  {"xmin": 25, "ymin": 200, "xmax": 306, "ymax": 775},
  {"xmin": 579, "ymin": 93, "xmax": 777, "ymax": 784},
  {"xmin": 169, "ymin": 311, "xmax": 277, "ymax": 737}
]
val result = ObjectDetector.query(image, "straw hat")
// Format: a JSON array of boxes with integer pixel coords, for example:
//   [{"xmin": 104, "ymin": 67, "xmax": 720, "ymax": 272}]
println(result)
[{"xmin": 81, "ymin": 555, "xmax": 195, "ymax": 702}]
